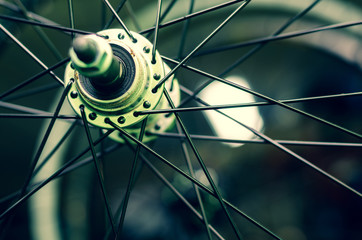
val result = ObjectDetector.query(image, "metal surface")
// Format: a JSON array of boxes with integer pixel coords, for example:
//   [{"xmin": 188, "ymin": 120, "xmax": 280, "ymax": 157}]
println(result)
[{"xmin": 65, "ymin": 29, "xmax": 180, "ymax": 141}]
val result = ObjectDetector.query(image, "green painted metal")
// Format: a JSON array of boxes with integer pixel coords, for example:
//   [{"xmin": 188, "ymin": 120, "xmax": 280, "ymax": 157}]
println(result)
[{"xmin": 65, "ymin": 29, "xmax": 180, "ymax": 142}]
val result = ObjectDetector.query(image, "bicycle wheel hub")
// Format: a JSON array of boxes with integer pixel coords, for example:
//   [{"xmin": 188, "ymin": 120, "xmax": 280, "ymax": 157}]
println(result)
[{"xmin": 64, "ymin": 29, "xmax": 180, "ymax": 142}]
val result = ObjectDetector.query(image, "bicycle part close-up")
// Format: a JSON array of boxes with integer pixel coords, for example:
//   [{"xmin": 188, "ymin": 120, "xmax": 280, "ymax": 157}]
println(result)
[{"xmin": 0, "ymin": 0, "xmax": 361, "ymax": 239}]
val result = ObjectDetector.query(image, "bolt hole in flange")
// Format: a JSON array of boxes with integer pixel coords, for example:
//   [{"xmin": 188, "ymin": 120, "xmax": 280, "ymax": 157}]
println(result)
[{"xmin": 64, "ymin": 29, "xmax": 180, "ymax": 143}]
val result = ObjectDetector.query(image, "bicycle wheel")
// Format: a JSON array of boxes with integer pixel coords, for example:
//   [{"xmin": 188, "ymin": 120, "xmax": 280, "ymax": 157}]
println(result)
[{"xmin": 0, "ymin": 0, "xmax": 361, "ymax": 239}]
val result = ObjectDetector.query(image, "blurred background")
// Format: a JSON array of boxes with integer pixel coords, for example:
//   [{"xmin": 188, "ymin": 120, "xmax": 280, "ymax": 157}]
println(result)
[{"xmin": 0, "ymin": 0, "xmax": 361, "ymax": 239}]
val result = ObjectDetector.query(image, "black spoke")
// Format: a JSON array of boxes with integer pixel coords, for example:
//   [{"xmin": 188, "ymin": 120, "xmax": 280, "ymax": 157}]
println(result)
[
  {"xmin": 125, "ymin": 1, "xmax": 141, "ymax": 32},
  {"xmin": 102, "ymin": 0, "xmax": 127, "ymax": 30},
  {"xmin": 0, "ymin": 101, "xmax": 51, "ymax": 115},
  {"xmin": 163, "ymin": 89, "xmax": 243, "ymax": 239},
  {"xmin": 140, "ymin": 0, "xmax": 244, "ymax": 35},
  {"xmin": 158, "ymin": 0, "xmax": 177, "ymax": 23},
  {"xmin": 197, "ymin": 21, "xmax": 362, "ymax": 56},
  {"xmin": 177, "ymin": 0, "xmax": 194, "ymax": 59},
  {"xmin": 102, "ymin": 0, "xmax": 135, "ymax": 40},
  {"xmin": 0, "ymin": 100, "xmax": 78, "ymax": 126},
  {"xmin": 136, "ymin": 90, "xmax": 362, "ymax": 115},
  {"xmin": 101, "ymin": 0, "xmax": 107, "ymax": 28},
  {"xmin": 13, "ymin": 0, "xmax": 63, "ymax": 60},
  {"xmin": 173, "ymin": 0, "xmax": 321, "ymax": 108},
  {"xmin": 140, "ymin": 151, "xmax": 225, "ymax": 240},
  {"xmin": 150, "ymin": 132, "xmax": 362, "ymax": 148},
  {"xmin": 19, "ymin": 82, "xmax": 72, "ymax": 195},
  {"xmin": 107, "ymin": 119, "xmax": 212, "ymax": 196},
  {"xmin": 227, "ymin": 116, "xmax": 362, "ymax": 198},
  {"xmin": 162, "ymin": 56, "xmax": 362, "ymax": 139},
  {"xmin": 103, "ymin": 138, "xmax": 145, "ymax": 240},
  {"xmin": 178, "ymin": 84, "xmax": 362, "ymax": 112},
  {"xmin": 0, "ymin": 130, "xmax": 114, "ymax": 219},
  {"xmin": 0, "ymin": 76, "xmax": 65, "ymax": 236},
  {"xmin": 0, "ymin": 58, "xmax": 68, "ymax": 100},
  {"xmin": 152, "ymin": 0, "xmax": 250, "ymax": 92},
  {"xmin": 116, "ymin": 118, "xmax": 148, "ymax": 238},
  {"xmin": 80, "ymin": 106, "xmax": 117, "ymax": 237},
  {"xmin": 106, "ymin": 119, "xmax": 281, "ymax": 240},
  {"xmin": 32, "ymin": 121, "xmax": 78, "ymax": 177},
  {"xmin": 151, "ymin": 0, "xmax": 162, "ymax": 63},
  {"xmin": 0, "ymin": 139, "xmax": 116, "ymax": 208},
  {"xmin": 3, "ymin": 82, "xmax": 61, "ymax": 101},
  {"xmin": 60, "ymin": 143, "xmax": 119, "ymax": 182},
  {"xmin": 0, "ymin": 24, "xmax": 64, "ymax": 85},
  {"xmin": 0, "ymin": 0, "xmax": 63, "ymax": 26},
  {"xmin": 144, "ymin": 0, "xmax": 178, "ymax": 39},
  {"xmin": 175, "ymin": 87, "xmax": 362, "ymax": 198},
  {"xmin": 0, "ymin": 113, "xmax": 78, "ymax": 119},
  {"xmin": 176, "ymin": 122, "xmax": 212, "ymax": 239},
  {"xmin": 67, "ymin": 0, "xmax": 75, "ymax": 39},
  {"xmin": 0, "ymin": 81, "xmax": 72, "ymax": 234},
  {"xmin": 0, "ymin": 14, "xmax": 93, "ymax": 35}
]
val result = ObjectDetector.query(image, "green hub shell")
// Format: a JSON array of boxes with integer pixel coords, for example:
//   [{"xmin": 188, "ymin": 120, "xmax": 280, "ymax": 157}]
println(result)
[{"xmin": 64, "ymin": 29, "xmax": 180, "ymax": 142}]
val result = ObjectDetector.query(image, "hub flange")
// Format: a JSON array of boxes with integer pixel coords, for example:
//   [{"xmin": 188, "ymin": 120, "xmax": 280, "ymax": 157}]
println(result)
[{"xmin": 64, "ymin": 29, "xmax": 180, "ymax": 142}]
